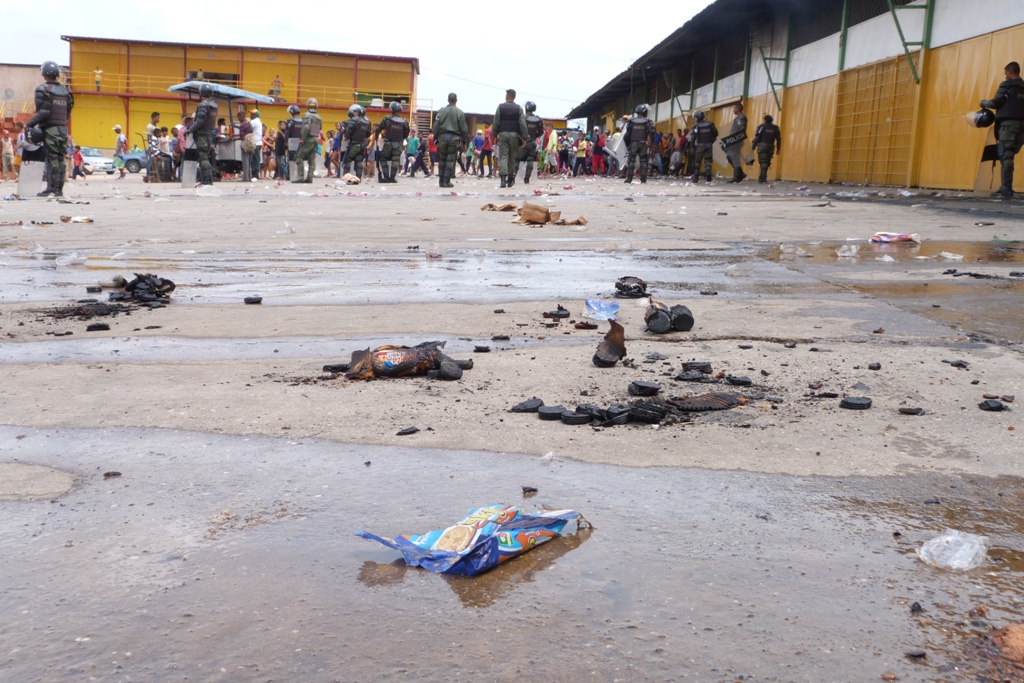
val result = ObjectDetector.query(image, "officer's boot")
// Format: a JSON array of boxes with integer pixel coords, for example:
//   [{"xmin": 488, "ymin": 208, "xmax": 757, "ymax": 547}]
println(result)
[
  {"xmin": 759, "ymin": 164, "xmax": 769, "ymax": 183},
  {"xmin": 500, "ymin": 175, "xmax": 507, "ymax": 188},
  {"xmin": 624, "ymin": 168, "xmax": 633, "ymax": 184},
  {"xmin": 994, "ymin": 160, "xmax": 1015, "ymax": 198},
  {"xmin": 437, "ymin": 162, "xmax": 445, "ymax": 187},
  {"xmin": 293, "ymin": 160, "xmax": 305, "ymax": 183},
  {"xmin": 639, "ymin": 164, "xmax": 647, "ymax": 184},
  {"xmin": 524, "ymin": 162, "xmax": 532, "ymax": 184}
]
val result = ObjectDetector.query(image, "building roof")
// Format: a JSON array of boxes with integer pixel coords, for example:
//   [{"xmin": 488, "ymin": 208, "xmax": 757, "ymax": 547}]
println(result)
[
  {"xmin": 565, "ymin": 0, "xmax": 816, "ymax": 119},
  {"xmin": 61, "ymin": 35, "xmax": 420, "ymax": 74}
]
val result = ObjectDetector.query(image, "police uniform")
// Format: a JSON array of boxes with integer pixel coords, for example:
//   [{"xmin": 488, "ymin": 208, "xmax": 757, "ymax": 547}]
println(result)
[
  {"xmin": 624, "ymin": 111, "xmax": 653, "ymax": 183},
  {"xmin": 516, "ymin": 110, "xmax": 544, "ymax": 184},
  {"xmin": 286, "ymin": 114, "xmax": 304, "ymax": 176},
  {"xmin": 691, "ymin": 119, "xmax": 718, "ymax": 182},
  {"xmin": 26, "ymin": 66, "xmax": 73, "ymax": 197},
  {"xmin": 493, "ymin": 97, "xmax": 528, "ymax": 187},
  {"xmin": 724, "ymin": 111, "xmax": 748, "ymax": 183},
  {"xmin": 344, "ymin": 114, "xmax": 372, "ymax": 178},
  {"xmin": 376, "ymin": 114, "xmax": 409, "ymax": 183},
  {"xmin": 188, "ymin": 96, "xmax": 219, "ymax": 186},
  {"xmin": 982, "ymin": 74, "xmax": 1024, "ymax": 197},
  {"xmin": 431, "ymin": 100, "xmax": 469, "ymax": 188},
  {"xmin": 295, "ymin": 105, "xmax": 322, "ymax": 183},
  {"xmin": 751, "ymin": 118, "xmax": 781, "ymax": 183}
]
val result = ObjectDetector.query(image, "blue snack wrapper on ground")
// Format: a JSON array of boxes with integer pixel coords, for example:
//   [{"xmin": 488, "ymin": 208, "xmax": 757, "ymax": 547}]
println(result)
[
  {"xmin": 585, "ymin": 299, "xmax": 619, "ymax": 321},
  {"xmin": 356, "ymin": 504, "xmax": 581, "ymax": 576}
]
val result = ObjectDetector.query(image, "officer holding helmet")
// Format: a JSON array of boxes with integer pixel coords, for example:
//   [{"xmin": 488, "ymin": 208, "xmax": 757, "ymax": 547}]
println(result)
[
  {"xmin": 285, "ymin": 104, "xmax": 303, "ymax": 179},
  {"xmin": 690, "ymin": 110, "xmax": 718, "ymax": 183},
  {"xmin": 26, "ymin": 61, "xmax": 73, "ymax": 197},
  {"xmin": 981, "ymin": 61, "xmax": 1024, "ymax": 198},
  {"xmin": 294, "ymin": 98, "xmax": 321, "ymax": 183},
  {"xmin": 187, "ymin": 83, "xmax": 218, "ymax": 186},
  {"xmin": 624, "ymin": 104, "xmax": 653, "ymax": 184}
]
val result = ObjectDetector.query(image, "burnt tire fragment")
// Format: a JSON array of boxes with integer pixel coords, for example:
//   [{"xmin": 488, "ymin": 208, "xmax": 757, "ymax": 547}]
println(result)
[
  {"xmin": 671, "ymin": 393, "xmax": 740, "ymax": 412},
  {"xmin": 644, "ymin": 301, "xmax": 672, "ymax": 333},
  {"xmin": 629, "ymin": 401, "xmax": 669, "ymax": 424},
  {"xmin": 593, "ymin": 320, "xmax": 627, "ymax": 368},
  {"xmin": 840, "ymin": 396, "xmax": 872, "ymax": 410},
  {"xmin": 537, "ymin": 405, "xmax": 567, "ymax": 421},
  {"xmin": 979, "ymin": 399, "xmax": 1005, "ymax": 412},
  {"xmin": 561, "ymin": 411, "xmax": 592, "ymax": 425},
  {"xmin": 670, "ymin": 305, "xmax": 694, "ymax": 331},
  {"xmin": 511, "ymin": 398, "xmax": 544, "ymax": 413},
  {"xmin": 628, "ymin": 381, "xmax": 662, "ymax": 397}
]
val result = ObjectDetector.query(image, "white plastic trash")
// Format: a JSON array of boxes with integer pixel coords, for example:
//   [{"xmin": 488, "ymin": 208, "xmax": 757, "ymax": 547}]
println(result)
[{"xmin": 917, "ymin": 529, "xmax": 989, "ymax": 570}]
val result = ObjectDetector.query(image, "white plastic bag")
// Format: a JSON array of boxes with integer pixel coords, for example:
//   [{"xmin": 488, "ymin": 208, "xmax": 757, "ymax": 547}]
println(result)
[{"xmin": 917, "ymin": 529, "xmax": 989, "ymax": 570}]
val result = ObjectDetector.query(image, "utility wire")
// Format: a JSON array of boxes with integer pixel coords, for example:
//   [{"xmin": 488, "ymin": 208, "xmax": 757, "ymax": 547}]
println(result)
[{"xmin": 421, "ymin": 66, "xmax": 583, "ymax": 104}]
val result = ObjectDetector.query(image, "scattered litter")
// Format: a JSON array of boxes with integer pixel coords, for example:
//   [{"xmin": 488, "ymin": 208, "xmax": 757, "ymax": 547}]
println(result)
[
  {"xmin": 593, "ymin": 320, "xmax": 626, "ymax": 368},
  {"xmin": 195, "ymin": 185, "xmax": 223, "ymax": 197},
  {"xmin": 868, "ymin": 362, "xmax": 882, "ymax": 370},
  {"xmin": 244, "ymin": 296, "xmax": 263, "ymax": 305},
  {"xmin": 897, "ymin": 189, "xmax": 918, "ymax": 197},
  {"xmin": 103, "ymin": 471, "xmax": 121, "ymax": 479},
  {"xmin": 876, "ymin": 255, "xmax": 896, "ymax": 262},
  {"xmin": 840, "ymin": 396, "xmax": 872, "ymax": 410},
  {"xmin": 699, "ymin": 290, "xmax": 718, "ymax": 296},
  {"xmin": 543, "ymin": 304, "xmax": 570, "ymax": 319},
  {"xmin": 54, "ymin": 253, "xmax": 87, "ymax": 267},
  {"xmin": 59, "ymin": 216, "xmax": 94, "ymax": 224},
  {"xmin": 322, "ymin": 363, "xmax": 349, "ymax": 373},
  {"xmin": 109, "ymin": 273, "xmax": 175, "ymax": 304},
  {"xmin": 480, "ymin": 202, "xmax": 518, "ymax": 212},
  {"xmin": 85, "ymin": 285, "xmax": 102, "ymax": 294},
  {"xmin": 356, "ymin": 504, "xmax": 584, "ymax": 576},
  {"xmin": 0, "ymin": 220, "xmax": 24, "ymax": 227},
  {"xmin": 344, "ymin": 340, "xmax": 469, "ymax": 381},
  {"xmin": 939, "ymin": 251, "xmax": 964, "ymax": 261},
  {"xmin": 836, "ymin": 244, "xmax": 860, "ymax": 257},
  {"xmin": 917, "ymin": 529, "xmax": 989, "ymax": 571},
  {"xmin": 276, "ymin": 222, "xmax": 295, "ymax": 234},
  {"xmin": 396, "ymin": 426, "xmax": 419, "ymax": 436},
  {"xmin": 86, "ymin": 322, "xmax": 110, "ymax": 332},
  {"xmin": 975, "ymin": 222, "xmax": 995, "ymax": 227},
  {"xmin": 614, "ymin": 276, "xmax": 647, "ymax": 298},
  {"xmin": 899, "ymin": 407, "xmax": 925, "ymax": 416},
  {"xmin": 341, "ymin": 173, "xmax": 360, "ymax": 185}
]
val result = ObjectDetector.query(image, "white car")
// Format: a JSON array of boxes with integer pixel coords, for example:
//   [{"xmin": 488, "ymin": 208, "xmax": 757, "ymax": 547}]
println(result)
[{"xmin": 79, "ymin": 147, "xmax": 115, "ymax": 175}]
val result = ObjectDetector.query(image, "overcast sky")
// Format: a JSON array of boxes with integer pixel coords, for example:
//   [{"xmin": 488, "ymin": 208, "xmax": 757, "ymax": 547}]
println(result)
[{"xmin": 3, "ymin": 0, "xmax": 713, "ymax": 120}]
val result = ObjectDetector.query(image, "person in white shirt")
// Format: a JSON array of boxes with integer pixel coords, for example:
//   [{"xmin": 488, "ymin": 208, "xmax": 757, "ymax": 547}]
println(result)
[{"xmin": 248, "ymin": 109, "xmax": 264, "ymax": 180}]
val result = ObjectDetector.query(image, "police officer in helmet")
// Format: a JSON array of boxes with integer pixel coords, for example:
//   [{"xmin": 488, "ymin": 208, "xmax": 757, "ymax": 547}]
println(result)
[
  {"xmin": 187, "ymin": 83, "xmax": 218, "ymax": 186},
  {"xmin": 981, "ymin": 61, "xmax": 1024, "ymax": 198},
  {"xmin": 431, "ymin": 92, "xmax": 469, "ymax": 188},
  {"xmin": 624, "ymin": 103, "xmax": 653, "ymax": 184},
  {"xmin": 689, "ymin": 110, "xmax": 718, "ymax": 183},
  {"xmin": 294, "ymin": 98, "xmax": 321, "ymax": 183},
  {"xmin": 751, "ymin": 114, "xmax": 781, "ymax": 184},
  {"xmin": 516, "ymin": 101, "xmax": 543, "ymax": 184},
  {"xmin": 376, "ymin": 101, "xmax": 410, "ymax": 183},
  {"xmin": 27, "ymin": 61, "xmax": 74, "ymax": 197},
  {"xmin": 285, "ymin": 104, "xmax": 303, "ymax": 180},
  {"xmin": 343, "ymin": 104, "xmax": 371, "ymax": 179}
]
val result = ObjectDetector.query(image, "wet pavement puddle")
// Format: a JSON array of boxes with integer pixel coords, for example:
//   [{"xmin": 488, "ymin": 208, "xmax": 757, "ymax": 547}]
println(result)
[{"xmin": 1, "ymin": 426, "xmax": 1022, "ymax": 682}]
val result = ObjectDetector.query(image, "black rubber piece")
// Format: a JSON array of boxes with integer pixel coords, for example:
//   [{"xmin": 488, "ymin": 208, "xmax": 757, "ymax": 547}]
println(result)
[
  {"xmin": 455, "ymin": 359, "xmax": 474, "ymax": 370},
  {"xmin": 576, "ymin": 403, "xmax": 608, "ymax": 421},
  {"xmin": 646, "ymin": 311, "xmax": 672, "ymax": 334},
  {"xmin": 978, "ymin": 399, "xmax": 1005, "ymax": 412},
  {"xmin": 322, "ymin": 363, "xmax": 349, "ymax": 373},
  {"xmin": 244, "ymin": 296, "xmax": 263, "ymax": 304},
  {"xmin": 670, "ymin": 305, "xmax": 695, "ymax": 331},
  {"xmin": 681, "ymin": 361, "xmax": 713, "ymax": 374},
  {"xmin": 561, "ymin": 411, "xmax": 592, "ymax": 425},
  {"xmin": 538, "ymin": 405, "xmax": 566, "ymax": 420},
  {"xmin": 491, "ymin": 335, "xmax": 510, "ymax": 341},
  {"xmin": 726, "ymin": 376, "xmax": 752, "ymax": 386},
  {"xmin": 840, "ymin": 396, "xmax": 872, "ymax": 410},
  {"xmin": 615, "ymin": 276, "xmax": 647, "ymax": 298},
  {"xmin": 629, "ymin": 401, "xmax": 669, "ymax": 423},
  {"xmin": 85, "ymin": 285, "xmax": 102, "ymax": 293},
  {"xmin": 474, "ymin": 345, "xmax": 491, "ymax": 353},
  {"xmin": 522, "ymin": 485, "xmax": 538, "ymax": 494},
  {"xmin": 511, "ymin": 398, "xmax": 544, "ymax": 413},
  {"xmin": 699, "ymin": 290, "xmax": 718, "ymax": 296},
  {"xmin": 77, "ymin": 299, "xmax": 99, "ymax": 304},
  {"xmin": 628, "ymin": 381, "xmax": 662, "ymax": 396},
  {"xmin": 546, "ymin": 308, "xmax": 571, "ymax": 319},
  {"xmin": 86, "ymin": 323, "xmax": 110, "ymax": 331},
  {"xmin": 437, "ymin": 357, "xmax": 463, "ymax": 380},
  {"xmin": 396, "ymin": 426, "xmax": 419, "ymax": 436},
  {"xmin": 868, "ymin": 363, "xmax": 882, "ymax": 371},
  {"xmin": 738, "ymin": 344, "xmax": 753, "ymax": 350},
  {"xmin": 784, "ymin": 341, "xmax": 797, "ymax": 349},
  {"xmin": 899, "ymin": 407, "xmax": 925, "ymax": 415}
]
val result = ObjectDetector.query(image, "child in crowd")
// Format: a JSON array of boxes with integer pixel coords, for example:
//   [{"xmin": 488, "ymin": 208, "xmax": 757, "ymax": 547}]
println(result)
[{"xmin": 71, "ymin": 145, "xmax": 85, "ymax": 180}]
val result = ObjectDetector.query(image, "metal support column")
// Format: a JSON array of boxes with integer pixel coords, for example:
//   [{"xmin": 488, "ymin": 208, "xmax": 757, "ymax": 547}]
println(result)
[
  {"xmin": 838, "ymin": 0, "xmax": 850, "ymax": 72},
  {"xmin": 711, "ymin": 44, "xmax": 719, "ymax": 104},
  {"xmin": 887, "ymin": 0, "xmax": 933, "ymax": 84},
  {"xmin": 689, "ymin": 60, "xmax": 696, "ymax": 111},
  {"xmin": 759, "ymin": 45, "xmax": 787, "ymax": 111}
]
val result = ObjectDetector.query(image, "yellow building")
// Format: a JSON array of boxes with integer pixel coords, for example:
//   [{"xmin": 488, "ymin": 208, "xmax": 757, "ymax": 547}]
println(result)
[
  {"xmin": 63, "ymin": 36, "xmax": 421, "ymax": 149},
  {"xmin": 568, "ymin": 1, "xmax": 1024, "ymax": 192}
]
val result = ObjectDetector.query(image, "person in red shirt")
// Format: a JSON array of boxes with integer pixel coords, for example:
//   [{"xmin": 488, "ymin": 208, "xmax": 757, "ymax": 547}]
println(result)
[
  {"xmin": 427, "ymin": 133, "xmax": 438, "ymax": 176},
  {"xmin": 590, "ymin": 126, "xmax": 607, "ymax": 176},
  {"xmin": 71, "ymin": 145, "xmax": 85, "ymax": 180}
]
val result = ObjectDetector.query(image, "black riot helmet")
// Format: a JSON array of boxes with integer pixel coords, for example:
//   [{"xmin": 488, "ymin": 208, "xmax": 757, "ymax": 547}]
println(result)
[
  {"xmin": 525, "ymin": 101, "xmax": 536, "ymax": 113},
  {"xmin": 635, "ymin": 104, "xmax": 649, "ymax": 116},
  {"xmin": 763, "ymin": 114, "xmax": 774, "ymax": 124},
  {"xmin": 693, "ymin": 110, "xmax": 705, "ymax": 122},
  {"xmin": 971, "ymin": 108, "xmax": 996, "ymax": 128},
  {"xmin": 357, "ymin": 104, "xmax": 366, "ymax": 117},
  {"xmin": 28, "ymin": 127, "xmax": 45, "ymax": 143},
  {"xmin": 390, "ymin": 101, "xmax": 402, "ymax": 114},
  {"xmin": 41, "ymin": 61, "xmax": 61, "ymax": 79},
  {"xmin": 199, "ymin": 83, "xmax": 214, "ymax": 98},
  {"xmin": 288, "ymin": 104, "xmax": 301, "ymax": 116}
]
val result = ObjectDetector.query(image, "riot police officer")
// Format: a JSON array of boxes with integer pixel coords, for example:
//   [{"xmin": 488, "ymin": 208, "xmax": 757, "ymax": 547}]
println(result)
[
  {"xmin": 624, "ymin": 104, "xmax": 653, "ymax": 184},
  {"xmin": 431, "ymin": 92, "xmax": 469, "ymax": 188},
  {"xmin": 981, "ymin": 61, "xmax": 1024, "ymax": 198},
  {"xmin": 723, "ymin": 102, "xmax": 748, "ymax": 183},
  {"xmin": 26, "ymin": 61, "xmax": 73, "ymax": 197},
  {"xmin": 751, "ymin": 114, "xmax": 781, "ymax": 184},
  {"xmin": 285, "ymin": 104, "xmax": 303, "ymax": 179},
  {"xmin": 343, "ymin": 104, "xmax": 371, "ymax": 179},
  {"xmin": 187, "ymin": 82, "xmax": 218, "ymax": 186},
  {"xmin": 515, "ymin": 101, "xmax": 543, "ymax": 184},
  {"xmin": 493, "ymin": 89, "xmax": 528, "ymax": 188},
  {"xmin": 294, "ymin": 98, "xmax": 321, "ymax": 183},
  {"xmin": 690, "ymin": 110, "xmax": 718, "ymax": 183},
  {"xmin": 376, "ymin": 101, "xmax": 410, "ymax": 183}
]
